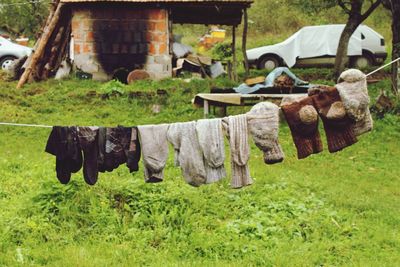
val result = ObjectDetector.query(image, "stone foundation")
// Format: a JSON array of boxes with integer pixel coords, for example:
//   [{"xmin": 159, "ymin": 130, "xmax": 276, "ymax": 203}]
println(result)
[{"xmin": 71, "ymin": 7, "xmax": 171, "ymax": 81}]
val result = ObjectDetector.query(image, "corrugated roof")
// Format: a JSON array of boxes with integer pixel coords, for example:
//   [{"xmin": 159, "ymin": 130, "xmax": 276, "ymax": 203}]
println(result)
[{"xmin": 61, "ymin": 0, "xmax": 252, "ymax": 3}]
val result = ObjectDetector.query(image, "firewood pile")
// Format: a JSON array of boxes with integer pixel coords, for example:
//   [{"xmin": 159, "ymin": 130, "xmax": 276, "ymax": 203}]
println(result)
[
  {"xmin": 17, "ymin": 0, "xmax": 71, "ymax": 88},
  {"xmin": 273, "ymin": 74, "xmax": 295, "ymax": 93}
]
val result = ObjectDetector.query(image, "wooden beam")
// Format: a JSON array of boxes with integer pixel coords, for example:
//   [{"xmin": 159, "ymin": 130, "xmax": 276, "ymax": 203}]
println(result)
[
  {"xmin": 242, "ymin": 8, "xmax": 249, "ymax": 78},
  {"xmin": 17, "ymin": 3, "xmax": 64, "ymax": 88}
]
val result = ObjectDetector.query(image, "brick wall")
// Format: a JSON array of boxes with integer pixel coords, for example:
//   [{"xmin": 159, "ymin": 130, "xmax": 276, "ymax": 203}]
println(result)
[{"xmin": 71, "ymin": 7, "xmax": 171, "ymax": 81}]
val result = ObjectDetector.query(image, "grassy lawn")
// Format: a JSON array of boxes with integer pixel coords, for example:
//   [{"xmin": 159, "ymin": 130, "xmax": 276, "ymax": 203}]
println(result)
[{"xmin": 0, "ymin": 73, "xmax": 399, "ymax": 266}]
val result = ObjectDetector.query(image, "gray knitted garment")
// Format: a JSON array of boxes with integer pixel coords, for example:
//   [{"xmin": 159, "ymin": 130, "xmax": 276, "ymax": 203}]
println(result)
[
  {"xmin": 138, "ymin": 124, "xmax": 169, "ymax": 183},
  {"xmin": 167, "ymin": 121, "xmax": 207, "ymax": 187},
  {"xmin": 246, "ymin": 102, "xmax": 285, "ymax": 164},
  {"xmin": 196, "ymin": 119, "xmax": 226, "ymax": 184},
  {"xmin": 336, "ymin": 69, "xmax": 373, "ymax": 136},
  {"xmin": 222, "ymin": 114, "xmax": 253, "ymax": 189}
]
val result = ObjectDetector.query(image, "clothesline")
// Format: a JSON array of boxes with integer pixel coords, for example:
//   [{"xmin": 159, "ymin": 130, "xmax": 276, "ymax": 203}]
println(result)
[
  {"xmin": 0, "ymin": 122, "xmax": 52, "ymax": 128},
  {"xmin": 366, "ymin": 57, "xmax": 400, "ymax": 77},
  {"xmin": 1, "ymin": 60, "xmax": 399, "ymax": 129}
]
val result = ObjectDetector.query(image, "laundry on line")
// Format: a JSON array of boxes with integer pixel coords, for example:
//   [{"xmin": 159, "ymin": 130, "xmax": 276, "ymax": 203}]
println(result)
[{"xmin": 0, "ymin": 69, "xmax": 373, "ymax": 189}]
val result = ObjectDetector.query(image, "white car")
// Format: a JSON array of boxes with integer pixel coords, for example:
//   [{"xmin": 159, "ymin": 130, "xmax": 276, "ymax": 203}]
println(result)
[
  {"xmin": 247, "ymin": 24, "xmax": 387, "ymax": 70},
  {"xmin": 0, "ymin": 36, "xmax": 32, "ymax": 71}
]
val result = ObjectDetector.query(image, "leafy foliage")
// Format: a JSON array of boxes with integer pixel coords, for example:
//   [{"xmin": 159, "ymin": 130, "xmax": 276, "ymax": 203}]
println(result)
[{"xmin": 0, "ymin": 0, "xmax": 50, "ymax": 38}]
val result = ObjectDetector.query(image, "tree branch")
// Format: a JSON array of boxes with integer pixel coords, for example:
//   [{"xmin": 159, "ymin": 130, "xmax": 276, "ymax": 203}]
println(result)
[
  {"xmin": 338, "ymin": 0, "xmax": 352, "ymax": 14},
  {"xmin": 361, "ymin": 0, "xmax": 382, "ymax": 21}
]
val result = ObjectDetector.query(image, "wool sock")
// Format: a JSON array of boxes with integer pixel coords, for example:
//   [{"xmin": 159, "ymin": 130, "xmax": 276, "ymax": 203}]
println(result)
[
  {"xmin": 138, "ymin": 124, "xmax": 169, "ymax": 183},
  {"xmin": 222, "ymin": 114, "xmax": 253, "ymax": 189},
  {"xmin": 167, "ymin": 122, "xmax": 207, "ymax": 187},
  {"xmin": 196, "ymin": 119, "xmax": 226, "ymax": 183}
]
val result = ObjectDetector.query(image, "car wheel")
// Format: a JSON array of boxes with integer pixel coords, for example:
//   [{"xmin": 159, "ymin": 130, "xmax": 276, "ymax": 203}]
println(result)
[
  {"xmin": 258, "ymin": 56, "xmax": 279, "ymax": 71},
  {"xmin": 353, "ymin": 56, "xmax": 371, "ymax": 69},
  {"xmin": 0, "ymin": 56, "xmax": 17, "ymax": 71}
]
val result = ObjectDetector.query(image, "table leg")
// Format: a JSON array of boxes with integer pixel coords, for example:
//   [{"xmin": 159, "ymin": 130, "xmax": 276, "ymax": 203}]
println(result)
[{"xmin": 204, "ymin": 100, "xmax": 209, "ymax": 118}]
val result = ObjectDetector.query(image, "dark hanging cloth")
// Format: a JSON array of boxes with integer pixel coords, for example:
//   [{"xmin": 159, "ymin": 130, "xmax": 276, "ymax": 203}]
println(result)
[
  {"xmin": 77, "ymin": 126, "xmax": 99, "ymax": 185},
  {"xmin": 98, "ymin": 126, "xmax": 141, "ymax": 173},
  {"xmin": 126, "ymin": 127, "xmax": 141, "ymax": 173},
  {"xmin": 45, "ymin": 126, "xmax": 83, "ymax": 184}
]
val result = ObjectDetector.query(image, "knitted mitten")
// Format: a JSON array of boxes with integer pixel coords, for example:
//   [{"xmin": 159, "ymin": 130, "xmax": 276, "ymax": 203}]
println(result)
[
  {"xmin": 246, "ymin": 102, "xmax": 284, "ymax": 164},
  {"xmin": 281, "ymin": 96, "xmax": 323, "ymax": 159},
  {"xmin": 336, "ymin": 69, "xmax": 373, "ymax": 136},
  {"xmin": 309, "ymin": 86, "xmax": 357, "ymax": 153}
]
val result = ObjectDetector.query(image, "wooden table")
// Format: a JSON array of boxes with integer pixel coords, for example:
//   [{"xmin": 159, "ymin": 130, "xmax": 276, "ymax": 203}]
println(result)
[{"xmin": 193, "ymin": 93, "xmax": 308, "ymax": 118}]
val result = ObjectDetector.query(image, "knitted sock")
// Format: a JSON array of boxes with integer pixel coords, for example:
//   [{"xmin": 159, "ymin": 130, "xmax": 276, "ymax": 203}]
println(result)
[
  {"xmin": 167, "ymin": 122, "xmax": 207, "ymax": 187},
  {"xmin": 45, "ymin": 126, "xmax": 82, "ymax": 184},
  {"xmin": 138, "ymin": 124, "xmax": 169, "ymax": 183},
  {"xmin": 223, "ymin": 114, "xmax": 253, "ymax": 189},
  {"xmin": 124, "ymin": 127, "xmax": 141, "ymax": 172},
  {"xmin": 246, "ymin": 102, "xmax": 284, "ymax": 164},
  {"xmin": 309, "ymin": 86, "xmax": 357, "ymax": 153},
  {"xmin": 97, "ymin": 127, "xmax": 107, "ymax": 173},
  {"xmin": 281, "ymin": 96, "xmax": 323, "ymax": 159},
  {"xmin": 196, "ymin": 119, "xmax": 226, "ymax": 184},
  {"xmin": 78, "ymin": 126, "xmax": 99, "ymax": 185}
]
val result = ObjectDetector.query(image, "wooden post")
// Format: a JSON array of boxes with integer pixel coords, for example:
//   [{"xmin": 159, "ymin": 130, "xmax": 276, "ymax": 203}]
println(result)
[
  {"xmin": 242, "ymin": 8, "xmax": 249, "ymax": 78},
  {"xmin": 232, "ymin": 25, "xmax": 238, "ymax": 82},
  {"xmin": 17, "ymin": 3, "xmax": 64, "ymax": 88}
]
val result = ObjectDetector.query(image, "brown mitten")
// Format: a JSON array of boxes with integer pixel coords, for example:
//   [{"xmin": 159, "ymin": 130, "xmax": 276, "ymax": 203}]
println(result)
[
  {"xmin": 309, "ymin": 86, "xmax": 357, "ymax": 153},
  {"xmin": 281, "ymin": 97, "xmax": 323, "ymax": 159}
]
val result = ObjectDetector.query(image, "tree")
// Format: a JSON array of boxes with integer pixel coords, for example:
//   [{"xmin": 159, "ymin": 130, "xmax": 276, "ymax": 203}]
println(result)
[
  {"xmin": 0, "ymin": 0, "xmax": 49, "ymax": 38},
  {"xmin": 382, "ymin": 0, "xmax": 400, "ymax": 93},
  {"xmin": 289, "ymin": 0, "xmax": 382, "ymax": 79},
  {"xmin": 333, "ymin": 0, "xmax": 382, "ymax": 79}
]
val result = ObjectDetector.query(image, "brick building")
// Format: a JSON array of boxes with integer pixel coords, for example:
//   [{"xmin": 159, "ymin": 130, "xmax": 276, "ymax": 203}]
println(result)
[{"xmin": 60, "ymin": 0, "xmax": 253, "ymax": 80}]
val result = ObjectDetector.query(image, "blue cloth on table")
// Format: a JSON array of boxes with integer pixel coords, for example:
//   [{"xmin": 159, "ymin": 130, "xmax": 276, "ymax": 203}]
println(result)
[{"xmin": 234, "ymin": 67, "xmax": 311, "ymax": 94}]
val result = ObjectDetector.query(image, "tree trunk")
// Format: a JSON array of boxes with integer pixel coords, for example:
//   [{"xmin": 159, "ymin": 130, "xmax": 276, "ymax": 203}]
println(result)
[
  {"xmin": 391, "ymin": 1, "xmax": 400, "ymax": 93},
  {"xmin": 333, "ymin": 19, "xmax": 360, "ymax": 80}
]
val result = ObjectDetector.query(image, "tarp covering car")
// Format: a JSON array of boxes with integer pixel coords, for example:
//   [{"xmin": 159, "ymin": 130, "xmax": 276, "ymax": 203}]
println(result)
[{"xmin": 247, "ymin": 25, "xmax": 363, "ymax": 67}]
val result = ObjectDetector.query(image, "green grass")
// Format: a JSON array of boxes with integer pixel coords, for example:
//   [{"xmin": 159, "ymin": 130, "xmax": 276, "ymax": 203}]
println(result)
[{"xmin": 0, "ymin": 74, "xmax": 399, "ymax": 266}]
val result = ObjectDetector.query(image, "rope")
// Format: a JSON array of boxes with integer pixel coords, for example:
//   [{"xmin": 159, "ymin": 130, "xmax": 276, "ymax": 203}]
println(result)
[
  {"xmin": 366, "ymin": 57, "xmax": 400, "ymax": 77},
  {"xmin": 0, "ymin": 122, "xmax": 52, "ymax": 128},
  {"xmin": 0, "ymin": 57, "xmax": 399, "ymax": 129}
]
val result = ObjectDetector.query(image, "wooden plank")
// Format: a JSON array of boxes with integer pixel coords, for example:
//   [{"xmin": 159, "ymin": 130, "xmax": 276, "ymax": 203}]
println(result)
[{"xmin": 17, "ymin": 3, "xmax": 64, "ymax": 88}]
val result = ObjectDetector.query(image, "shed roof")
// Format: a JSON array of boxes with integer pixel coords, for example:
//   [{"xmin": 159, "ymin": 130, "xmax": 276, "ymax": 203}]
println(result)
[
  {"xmin": 61, "ymin": 0, "xmax": 253, "ymax": 25},
  {"xmin": 61, "ymin": 0, "xmax": 252, "ymax": 3}
]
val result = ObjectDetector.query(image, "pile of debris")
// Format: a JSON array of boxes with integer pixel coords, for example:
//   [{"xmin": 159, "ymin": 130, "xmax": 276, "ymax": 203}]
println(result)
[{"xmin": 172, "ymin": 36, "xmax": 225, "ymax": 79}]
